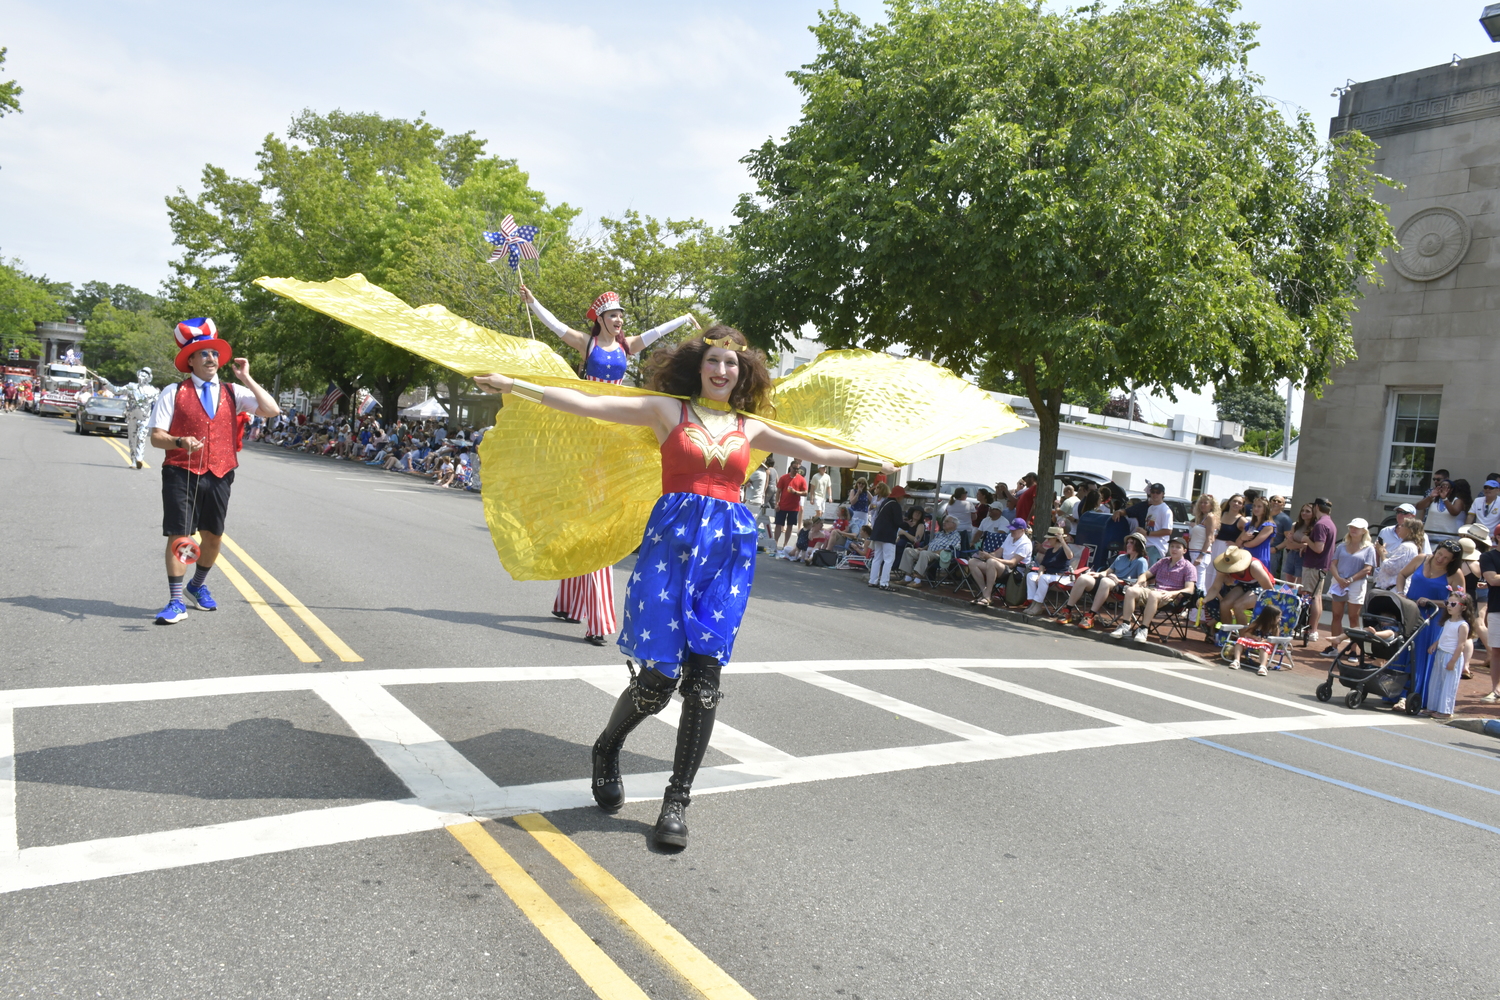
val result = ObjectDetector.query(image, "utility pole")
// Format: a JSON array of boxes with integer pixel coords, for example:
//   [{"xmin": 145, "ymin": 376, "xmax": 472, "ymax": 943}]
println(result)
[{"xmin": 1281, "ymin": 379, "xmax": 1294, "ymax": 459}]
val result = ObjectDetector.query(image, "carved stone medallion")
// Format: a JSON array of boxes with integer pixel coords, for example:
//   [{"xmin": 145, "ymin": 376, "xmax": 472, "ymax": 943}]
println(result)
[{"xmin": 1392, "ymin": 206, "xmax": 1471, "ymax": 281}]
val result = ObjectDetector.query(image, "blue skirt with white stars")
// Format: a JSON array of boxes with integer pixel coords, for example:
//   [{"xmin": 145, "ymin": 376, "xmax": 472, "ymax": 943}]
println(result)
[{"xmin": 617, "ymin": 492, "xmax": 758, "ymax": 678}]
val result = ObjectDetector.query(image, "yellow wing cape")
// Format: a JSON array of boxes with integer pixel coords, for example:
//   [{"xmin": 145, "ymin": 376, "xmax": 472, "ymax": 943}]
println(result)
[{"xmin": 255, "ymin": 274, "xmax": 1024, "ymax": 580}]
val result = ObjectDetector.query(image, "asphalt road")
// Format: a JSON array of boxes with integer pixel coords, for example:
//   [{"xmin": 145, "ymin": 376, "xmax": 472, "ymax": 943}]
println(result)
[{"xmin": 2, "ymin": 409, "xmax": 1498, "ymax": 1000}]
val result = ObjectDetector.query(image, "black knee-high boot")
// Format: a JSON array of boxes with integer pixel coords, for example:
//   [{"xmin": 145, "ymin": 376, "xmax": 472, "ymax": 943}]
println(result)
[
  {"xmin": 653, "ymin": 653, "xmax": 723, "ymax": 848},
  {"xmin": 591, "ymin": 664, "xmax": 676, "ymax": 812}
]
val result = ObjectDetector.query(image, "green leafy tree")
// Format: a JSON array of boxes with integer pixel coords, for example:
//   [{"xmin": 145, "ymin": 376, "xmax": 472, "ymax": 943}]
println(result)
[
  {"xmin": 67, "ymin": 281, "xmax": 156, "ymax": 321},
  {"xmin": 1215, "ymin": 382, "xmax": 1284, "ymax": 432},
  {"xmin": 716, "ymin": 0, "xmax": 1393, "ymax": 531},
  {"xmin": 82, "ymin": 302, "xmax": 176, "ymax": 384},
  {"xmin": 165, "ymin": 109, "xmax": 576, "ymax": 421},
  {"xmin": 0, "ymin": 47, "xmax": 21, "ymax": 119},
  {"xmin": 0, "ymin": 256, "xmax": 62, "ymax": 358}
]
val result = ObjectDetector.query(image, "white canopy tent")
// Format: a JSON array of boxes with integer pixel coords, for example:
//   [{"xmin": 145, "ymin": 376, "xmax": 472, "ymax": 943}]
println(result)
[{"xmin": 400, "ymin": 397, "xmax": 449, "ymax": 420}]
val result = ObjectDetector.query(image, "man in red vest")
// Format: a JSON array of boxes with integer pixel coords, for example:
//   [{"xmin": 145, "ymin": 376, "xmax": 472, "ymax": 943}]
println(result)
[{"xmin": 146, "ymin": 318, "xmax": 280, "ymax": 624}]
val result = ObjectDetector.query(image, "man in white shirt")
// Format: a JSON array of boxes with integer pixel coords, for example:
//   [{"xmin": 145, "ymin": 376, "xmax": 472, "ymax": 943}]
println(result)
[
  {"xmin": 1144, "ymin": 483, "xmax": 1175, "ymax": 560},
  {"xmin": 1377, "ymin": 502, "xmax": 1432, "ymax": 556},
  {"xmin": 807, "ymin": 464, "xmax": 833, "ymax": 520},
  {"xmin": 1469, "ymin": 479, "xmax": 1500, "ymax": 534},
  {"xmin": 146, "ymin": 318, "xmax": 279, "ymax": 625},
  {"xmin": 743, "ymin": 457, "xmax": 774, "ymax": 550}
]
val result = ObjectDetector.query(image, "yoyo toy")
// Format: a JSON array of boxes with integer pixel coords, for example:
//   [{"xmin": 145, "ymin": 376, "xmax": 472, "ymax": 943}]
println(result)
[{"xmin": 172, "ymin": 536, "xmax": 201, "ymax": 565}]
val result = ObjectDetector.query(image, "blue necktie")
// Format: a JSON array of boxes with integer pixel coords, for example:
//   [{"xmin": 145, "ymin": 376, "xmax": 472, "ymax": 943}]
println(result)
[{"xmin": 201, "ymin": 381, "xmax": 216, "ymax": 419}]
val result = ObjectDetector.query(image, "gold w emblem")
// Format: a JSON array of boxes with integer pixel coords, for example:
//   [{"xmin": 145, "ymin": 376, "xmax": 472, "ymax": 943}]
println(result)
[{"xmin": 683, "ymin": 425, "xmax": 745, "ymax": 469}]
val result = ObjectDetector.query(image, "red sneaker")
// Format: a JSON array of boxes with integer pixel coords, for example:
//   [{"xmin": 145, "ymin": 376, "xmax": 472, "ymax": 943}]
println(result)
[{"xmin": 1077, "ymin": 611, "xmax": 1095, "ymax": 630}]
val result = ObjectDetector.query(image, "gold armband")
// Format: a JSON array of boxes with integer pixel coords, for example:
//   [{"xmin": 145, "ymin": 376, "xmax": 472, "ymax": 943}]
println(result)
[
  {"xmin": 509, "ymin": 379, "xmax": 546, "ymax": 403},
  {"xmin": 851, "ymin": 454, "xmax": 884, "ymax": 473}
]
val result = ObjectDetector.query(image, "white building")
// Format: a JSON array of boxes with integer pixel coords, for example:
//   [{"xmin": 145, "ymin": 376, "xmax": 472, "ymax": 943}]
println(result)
[{"xmin": 771, "ymin": 337, "xmax": 1295, "ymax": 501}]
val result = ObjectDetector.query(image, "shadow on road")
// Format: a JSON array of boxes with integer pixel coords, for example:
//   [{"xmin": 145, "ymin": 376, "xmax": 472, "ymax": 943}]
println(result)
[
  {"xmin": 1, "ymin": 594, "xmax": 153, "ymax": 622},
  {"xmin": 15, "ymin": 717, "xmax": 409, "ymax": 800},
  {"xmin": 451, "ymin": 728, "xmax": 670, "ymax": 788}
]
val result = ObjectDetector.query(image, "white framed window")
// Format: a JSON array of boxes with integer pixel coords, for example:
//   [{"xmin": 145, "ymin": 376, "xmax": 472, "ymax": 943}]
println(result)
[
  {"xmin": 1191, "ymin": 470, "xmax": 1209, "ymax": 500},
  {"xmin": 1054, "ymin": 450, "xmax": 1069, "ymax": 475},
  {"xmin": 1379, "ymin": 389, "xmax": 1441, "ymax": 499}
]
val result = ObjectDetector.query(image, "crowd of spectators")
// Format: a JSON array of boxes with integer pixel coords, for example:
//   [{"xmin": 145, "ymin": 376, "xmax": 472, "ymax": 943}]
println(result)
[
  {"xmin": 742, "ymin": 463, "xmax": 1500, "ymax": 696},
  {"xmin": 249, "ymin": 411, "xmax": 485, "ymax": 491}
]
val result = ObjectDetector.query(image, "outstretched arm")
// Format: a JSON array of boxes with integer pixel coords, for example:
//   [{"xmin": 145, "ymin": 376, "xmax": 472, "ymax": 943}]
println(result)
[
  {"xmin": 624, "ymin": 314, "xmax": 701, "ymax": 355},
  {"xmin": 519, "ymin": 285, "xmax": 588, "ymax": 354},
  {"xmin": 743, "ymin": 419, "xmax": 895, "ymax": 476},
  {"xmin": 473, "ymin": 373, "xmax": 676, "ymax": 439}
]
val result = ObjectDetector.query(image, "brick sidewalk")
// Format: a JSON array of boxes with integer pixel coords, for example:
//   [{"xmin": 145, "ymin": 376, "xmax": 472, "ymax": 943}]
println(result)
[{"xmin": 881, "ymin": 574, "xmax": 1500, "ymax": 720}]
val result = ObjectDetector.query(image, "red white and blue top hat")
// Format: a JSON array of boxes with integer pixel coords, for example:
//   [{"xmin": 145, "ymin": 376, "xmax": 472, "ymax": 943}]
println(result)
[
  {"xmin": 173, "ymin": 317, "xmax": 231, "ymax": 373},
  {"xmin": 586, "ymin": 291, "xmax": 622, "ymax": 324}
]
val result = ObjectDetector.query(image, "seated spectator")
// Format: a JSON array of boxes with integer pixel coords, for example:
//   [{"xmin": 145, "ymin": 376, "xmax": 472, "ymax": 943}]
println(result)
[
  {"xmin": 968, "ymin": 518, "xmax": 1032, "ymax": 608},
  {"xmin": 1051, "ymin": 533, "xmax": 1150, "ymax": 629},
  {"xmin": 973, "ymin": 505, "xmax": 1009, "ymax": 537},
  {"xmin": 789, "ymin": 517, "xmax": 830, "ymax": 564},
  {"xmin": 824, "ymin": 506, "xmax": 856, "ymax": 549},
  {"xmin": 434, "ymin": 456, "xmax": 455, "ymax": 487},
  {"xmin": 1110, "ymin": 536, "xmax": 1197, "ymax": 642},
  {"xmin": 1228, "ymin": 605, "xmax": 1284, "ymax": 677},
  {"xmin": 894, "ymin": 507, "xmax": 929, "ymax": 569},
  {"xmin": 843, "ymin": 525, "xmax": 875, "ymax": 565},
  {"xmin": 1203, "ymin": 544, "xmax": 1275, "ymax": 627},
  {"xmin": 1022, "ymin": 527, "xmax": 1074, "ymax": 615},
  {"xmin": 901, "ymin": 516, "xmax": 964, "ymax": 586}
]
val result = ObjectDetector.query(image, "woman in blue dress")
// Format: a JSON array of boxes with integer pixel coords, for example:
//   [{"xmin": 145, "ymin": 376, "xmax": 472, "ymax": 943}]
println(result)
[
  {"xmin": 519, "ymin": 286, "xmax": 700, "ymax": 644},
  {"xmin": 475, "ymin": 327, "xmax": 893, "ymax": 849},
  {"xmin": 1395, "ymin": 540, "xmax": 1465, "ymax": 711}
]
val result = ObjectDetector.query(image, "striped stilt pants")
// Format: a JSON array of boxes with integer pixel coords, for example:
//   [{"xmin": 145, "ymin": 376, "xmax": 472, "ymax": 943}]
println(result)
[{"xmin": 553, "ymin": 566, "xmax": 617, "ymax": 637}]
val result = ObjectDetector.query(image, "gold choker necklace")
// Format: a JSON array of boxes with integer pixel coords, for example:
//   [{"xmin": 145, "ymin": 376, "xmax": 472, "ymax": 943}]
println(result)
[{"xmin": 693, "ymin": 396, "xmax": 731, "ymax": 412}]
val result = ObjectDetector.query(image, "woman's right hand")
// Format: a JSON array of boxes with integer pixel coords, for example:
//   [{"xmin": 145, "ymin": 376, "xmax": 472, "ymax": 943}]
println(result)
[
  {"xmin": 473, "ymin": 374, "xmax": 513, "ymax": 395},
  {"xmin": 518, "ymin": 284, "xmax": 535, "ymax": 305}
]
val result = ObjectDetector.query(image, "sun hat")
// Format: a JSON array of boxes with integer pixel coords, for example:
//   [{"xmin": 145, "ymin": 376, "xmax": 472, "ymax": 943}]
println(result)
[
  {"xmin": 1124, "ymin": 531, "xmax": 1149, "ymax": 551},
  {"xmin": 1459, "ymin": 523, "xmax": 1491, "ymax": 549},
  {"xmin": 1459, "ymin": 536, "xmax": 1479, "ymax": 559},
  {"xmin": 172, "ymin": 317, "xmax": 231, "ymax": 373},
  {"xmin": 1008, "ymin": 518, "xmax": 1029, "ymax": 531},
  {"xmin": 1346, "ymin": 517, "xmax": 1369, "ymax": 530},
  {"xmin": 586, "ymin": 291, "xmax": 622, "ymax": 323},
  {"xmin": 1045, "ymin": 525, "xmax": 1066, "ymax": 538},
  {"xmin": 1213, "ymin": 545, "xmax": 1253, "ymax": 574}
]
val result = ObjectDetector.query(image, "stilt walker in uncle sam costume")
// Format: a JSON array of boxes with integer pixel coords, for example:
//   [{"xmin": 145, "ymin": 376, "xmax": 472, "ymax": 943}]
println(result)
[
  {"xmin": 145, "ymin": 318, "xmax": 281, "ymax": 625},
  {"xmin": 117, "ymin": 367, "xmax": 160, "ymax": 469},
  {"xmin": 252, "ymin": 273, "xmax": 1024, "ymax": 849},
  {"xmin": 521, "ymin": 284, "xmax": 700, "ymax": 646}
]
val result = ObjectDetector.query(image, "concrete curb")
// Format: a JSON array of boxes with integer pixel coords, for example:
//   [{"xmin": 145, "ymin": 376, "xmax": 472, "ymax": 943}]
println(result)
[
  {"xmin": 884, "ymin": 578, "xmax": 1216, "ymax": 667},
  {"xmin": 1446, "ymin": 717, "xmax": 1500, "ymax": 740}
]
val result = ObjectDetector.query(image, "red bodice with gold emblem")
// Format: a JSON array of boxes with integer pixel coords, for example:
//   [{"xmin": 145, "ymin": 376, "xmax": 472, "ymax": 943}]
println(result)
[
  {"xmin": 164, "ymin": 380, "xmax": 239, "ymax": 477},
  {"xmin": 660, "ymin": 401, "xmax": 750, "ymax": 503}
]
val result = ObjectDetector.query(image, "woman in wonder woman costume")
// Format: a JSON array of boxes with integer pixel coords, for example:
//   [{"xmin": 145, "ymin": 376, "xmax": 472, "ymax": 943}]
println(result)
[
  {"xmin": 476, "ymin": 326, "xmax": 894, "ymax": 849},
  {"xmin": 253, "ymin": 271, "xmax": 1024, "ymax": 850},
  {"xmin": 519, "ymin": 284, "xmax": 699, "ymax": 646}
]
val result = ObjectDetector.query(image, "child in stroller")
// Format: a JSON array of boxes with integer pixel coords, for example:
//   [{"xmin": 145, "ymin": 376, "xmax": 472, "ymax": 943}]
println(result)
[{"xmin": 1315, "ymin": 589, "xmax": 1427, "ymax": 711}]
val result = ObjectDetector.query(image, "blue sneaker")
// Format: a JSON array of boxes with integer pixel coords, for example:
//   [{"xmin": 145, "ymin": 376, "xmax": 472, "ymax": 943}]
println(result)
[
  {"xmin": 155, "ymin": 599, "xmax": 189, "ymax": 624},
  {"xmin": 184, "ymin": 582, "xmax": 218, "ymax": 611}
]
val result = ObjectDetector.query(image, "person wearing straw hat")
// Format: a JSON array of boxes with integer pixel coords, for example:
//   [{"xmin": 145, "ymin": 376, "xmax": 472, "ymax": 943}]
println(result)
[
  {"xmin": 145, "ymin": 318, "xmax": 279, "ymax": 625},
  {"xmin": 519, "ymin": 285, "xmax": 700, "ymax": 645},
  {"xmin": 1203, "ymin": 543, "xmax": 1275, "ymax": 628}
]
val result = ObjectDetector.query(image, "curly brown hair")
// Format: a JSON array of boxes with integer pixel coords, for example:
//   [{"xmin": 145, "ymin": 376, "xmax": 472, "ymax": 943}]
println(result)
[{"xmin": 642, "ymin": 324, "xmax": 773, "ymax": 414}]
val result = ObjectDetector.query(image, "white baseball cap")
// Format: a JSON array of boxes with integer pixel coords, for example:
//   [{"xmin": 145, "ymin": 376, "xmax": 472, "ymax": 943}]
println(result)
[{"xmin": 1347, "ymin": 517, "xmax": 1369, "ymax": 530}]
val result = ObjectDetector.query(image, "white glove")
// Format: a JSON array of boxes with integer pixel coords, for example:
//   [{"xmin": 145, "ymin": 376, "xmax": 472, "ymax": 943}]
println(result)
[
  {"xmin": 526, "ymin": 298, "xmax": 569, "ymax": 336},
  {"xmin": 638, "ymin": 314, "xmax": 694, "ymax": 348}
]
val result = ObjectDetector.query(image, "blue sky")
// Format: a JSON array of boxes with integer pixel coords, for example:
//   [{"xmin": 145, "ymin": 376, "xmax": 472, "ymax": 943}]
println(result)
[{"xmin": 0, "ymin": 0, "xmax": 1493, "ymax": 422}]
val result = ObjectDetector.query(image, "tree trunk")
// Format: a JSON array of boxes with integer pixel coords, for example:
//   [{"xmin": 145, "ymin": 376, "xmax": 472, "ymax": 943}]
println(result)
[
  {"xmin": 444, "ymin": 375, "xmax": 465, "ymax": 431},
  {"xmin": 1020, "ymin": 363, "xmax": 1061, "ymax": 537}
]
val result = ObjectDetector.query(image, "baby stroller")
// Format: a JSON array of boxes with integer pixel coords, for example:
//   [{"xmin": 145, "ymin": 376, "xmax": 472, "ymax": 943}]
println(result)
[{"xmin": 1314, "ymin": 589, "xmax": 1428, "ymax": 712}]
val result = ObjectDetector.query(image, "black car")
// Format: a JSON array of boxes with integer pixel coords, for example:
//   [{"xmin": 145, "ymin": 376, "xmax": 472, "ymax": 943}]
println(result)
[{"xmin": 75, "ymin": 396, "xmax": 129, "ymax": 436}]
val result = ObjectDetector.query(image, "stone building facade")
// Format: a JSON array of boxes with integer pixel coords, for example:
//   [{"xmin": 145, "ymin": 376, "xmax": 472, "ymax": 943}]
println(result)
[{"xmin": 1295, "ymin": 53, "xmax": 1500, "ymax": 525}]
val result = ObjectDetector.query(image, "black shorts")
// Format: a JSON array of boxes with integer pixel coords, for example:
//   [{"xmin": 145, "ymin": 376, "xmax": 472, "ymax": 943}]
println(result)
[
  {"xmin": 162, "ymin": 464, "xmax": 234, "ymax": 537},
  {"xmin": 775, "ymin": 508, "xmax": 800, "ymax": 528}
]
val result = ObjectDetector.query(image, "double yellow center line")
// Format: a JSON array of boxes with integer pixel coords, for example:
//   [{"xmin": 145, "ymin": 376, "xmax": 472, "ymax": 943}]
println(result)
[
  {"xmin": 451, "ymin": 816, "xmax": 756, "ymax": 1000},
  {"xmin": 98, "ymin": 437, "xmax": 360, "ymax": 663}
]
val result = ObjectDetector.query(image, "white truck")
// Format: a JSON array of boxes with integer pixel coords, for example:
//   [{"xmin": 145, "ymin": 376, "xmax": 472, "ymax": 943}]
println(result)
[{"xmin": 34, "ymin": 362, "xmax": 90, "ymax": 416}]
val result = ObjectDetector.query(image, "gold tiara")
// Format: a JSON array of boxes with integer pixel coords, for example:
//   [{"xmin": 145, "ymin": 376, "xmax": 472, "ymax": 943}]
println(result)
[{"xmin": 702, "ymin": 334, "xmax": 746, "ymax": 351}]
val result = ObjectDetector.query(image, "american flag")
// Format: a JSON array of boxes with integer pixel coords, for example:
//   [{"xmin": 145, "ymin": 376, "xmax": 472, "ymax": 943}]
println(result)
[
  {"xmin": 483, "ymin": 215, "xmax": 540, "ymax": 270},
  {"xmin": 315, "ymin": 382, "xmax": 344, "ymax": 419}
]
